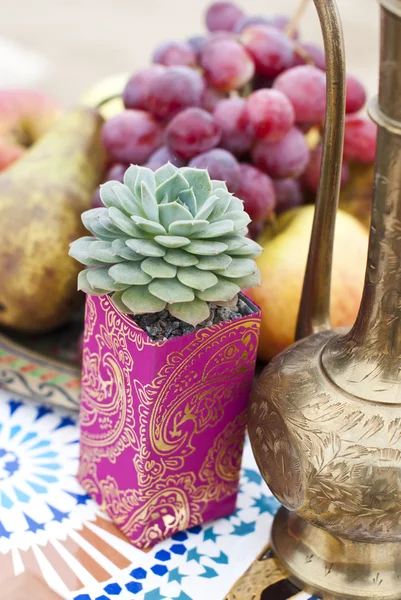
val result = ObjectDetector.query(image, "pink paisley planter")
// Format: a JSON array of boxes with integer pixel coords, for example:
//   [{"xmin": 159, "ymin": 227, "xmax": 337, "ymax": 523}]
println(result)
[{"xmin": 78, "ymin": 294, "xmax": 261, "ymax": 549}]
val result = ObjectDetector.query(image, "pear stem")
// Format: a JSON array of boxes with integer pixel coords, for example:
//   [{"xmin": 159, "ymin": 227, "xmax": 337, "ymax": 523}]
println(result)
[{"xmin": 286, "ymin": 0, "xmax": 311, "ymax": 38}]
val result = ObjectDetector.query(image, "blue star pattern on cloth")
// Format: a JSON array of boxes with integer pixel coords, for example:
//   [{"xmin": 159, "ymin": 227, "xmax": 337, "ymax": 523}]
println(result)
[
  {"xmin": 0, "ymin": 390, "xmax": 315, "ymax": 600},
  {"xmin": 0, "ymin": 395, "xmax": 93, "ymax": 549}
]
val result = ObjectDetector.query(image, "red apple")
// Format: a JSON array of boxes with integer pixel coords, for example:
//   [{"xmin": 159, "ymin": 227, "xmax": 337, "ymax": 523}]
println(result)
[{"xmin": 0, "ymin": 89, "xmax": 62, "ymax": 171}]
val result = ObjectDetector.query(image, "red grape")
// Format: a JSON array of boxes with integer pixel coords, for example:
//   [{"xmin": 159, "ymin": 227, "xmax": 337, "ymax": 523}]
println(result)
[
  {"xmin": 201, "ymin": 86, "xmax": 226, "ymax": 112},
  {"xmin": 252, "ymin": 127, "xmax": 310, "ymax": 179},
  {"xmin": 241, "ymin": 25, "xmax": 294, "ymax": 78},
  {"xmin": 273, "ymin": 178, "xmax": 304, "ymax": 214},
  {"xmin": 145, "ymin": 146, "xmax": 186, "ymax": 170},
  {"xmin": 293, "ymin": 42, "xmax": 326, "ymax": 70},
  {"xmin": 239, "ymin": 88, "xmax": 295, "ymax": 141},
  {"xmin": 189, "ymin": 148, "xmax": 240, "ymax": 192},
  {"xmin": 303, "ymin": 144, "xmax": 350, "ymax": 193},
  {"xmin": 213, "ymin": 97, "xmax": 252, "ymax": 156},
  {"xmin": 343, "ymin": 115, "xmax": 377, "ymax": 163},
  {"xmin": 234, "ymin": 15, "xmax": 272, "ymax": 34},
  {"xmin": 236, "ymin": 163, "xmax": 276, "ymax": 222},
  {"xmin": 274, "ymin": 65, "xmax": 326, "ymax": 123},
  {"xmin": 166, "ymin": 107, "xmax": 221, "ymax": 159},
  {"xmin": 267, "ymin": 15, "xmax": 299, "ymax": 39},
  {"xmin": 346, "ymin": 74, "xmax": 367, "ymax": 114},
  {"xmin": 123, "ymin": 65, "xmax": 166, "ymax": 110},
  {"xmin": 205, "ymin": 1, "xmax": 245, "ymax": 32},
  {"xmin": 147, "ymin": 66, "xmax": 205, "ymax": 121},
  {"xmin": 153, "ymin": 40, "xmax": 197, "ymax": 68},
  {"xmin": 102, "ymin": 110, "xmax": 163, "ymax": 165},
  {"xmin": 200, "ymin": 38, "xmax": 255, "ymax": 92},
  {"xmin": 106, "ymin": 163, "xmax": 128, "ymax": 183},
  {"xmin": 187, "ymin": 35, "xmax": 208, "ymax": 59}
]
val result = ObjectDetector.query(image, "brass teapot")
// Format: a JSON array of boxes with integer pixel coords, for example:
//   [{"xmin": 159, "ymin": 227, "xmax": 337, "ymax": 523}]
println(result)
[{"xmin": 248, "ymin": 1, "xmax": 401, "ymax": 598}]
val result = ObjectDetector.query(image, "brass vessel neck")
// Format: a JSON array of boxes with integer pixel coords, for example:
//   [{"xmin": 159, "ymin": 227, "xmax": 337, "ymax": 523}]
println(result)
[{"xmin": 322, "ymin": 4, "xmax": 401, "ymax": 403}]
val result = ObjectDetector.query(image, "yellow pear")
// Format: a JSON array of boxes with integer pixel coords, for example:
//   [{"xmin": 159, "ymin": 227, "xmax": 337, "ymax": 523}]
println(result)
[
  {"xmin": 0, "ymin": 106, "xmax": 105, "ymax": 333},
  {"xmin": 248, "ymin": 205, "xmax": 369, "ymax": 361}
]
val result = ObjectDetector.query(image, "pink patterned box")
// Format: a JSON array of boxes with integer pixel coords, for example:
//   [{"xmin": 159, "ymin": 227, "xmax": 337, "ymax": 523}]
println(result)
[{"xmin": 78, "ymin": 294, "xmax": 261, "ymax": 549}]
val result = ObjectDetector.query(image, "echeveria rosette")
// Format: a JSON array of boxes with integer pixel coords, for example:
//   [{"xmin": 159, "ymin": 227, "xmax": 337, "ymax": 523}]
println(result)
[{"xmin": 69, "ymin": 163, "xmax": 262, "ymax": 326}]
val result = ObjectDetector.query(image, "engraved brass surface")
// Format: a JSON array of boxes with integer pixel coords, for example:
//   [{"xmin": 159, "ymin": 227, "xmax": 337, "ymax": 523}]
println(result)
[{"xmin": 249, "ymin": 1, "xmax": 401, "ymax": 598}]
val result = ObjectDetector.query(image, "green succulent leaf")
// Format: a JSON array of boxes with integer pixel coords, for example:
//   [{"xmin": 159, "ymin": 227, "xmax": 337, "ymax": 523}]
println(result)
[
  {"xmin": 196, "ymin": 278, "xmax": 240, "ymax": 302},
  {"xmin": 77, "ymin": 270, "xmax": 106, "ymax": 295},
  {"xmin": 82, "ymin": 208, "xmax": 116, "ymax": 240},
  {"xmin": 108, "ymin": 206, "xmax": 148, "ymax": 238},
  {"xmin": 178, "ymin": 188, "xmax": 197, "ymax": 215},
  {"xmin": 99, "ymin": 213, "xmax": 123, "ymax": 235},
  {"xmin": 195, "ymin": 220, "xmax": 234, "ymax": 239},
  {"xmin": 195, "ymin": 194, "xmax": 219, "ymax": 221},
  {"xmin": 223, "ymin": 258, "xmax": 258, "ymax": 278},
  {"xmin": 141, "ymin": 257, "xmax": 177, "ymax": 278},
  {"xmin": 126, "ymin": 238, "xmax": 166, "ymax": 257},
  {"xmin": 122, "ymin": 285, "xmax": 166, "ymax": 314},
  {"xmin": 113, "ymin": 183, "xmax": 144, "ymax": 216},
  {"xmin": 219, "ymin": 235, "xmax": 248, "ymax": 251},
  {"xmin": 180, "ymin": 168, "xmax": 212, "ymax": 207},
  {"xmin": 141, "ymin": 182, "xmax": 159, "ymax": 222},
  {"xmin": 228, "ymin": 197, "xmax": 244, "ymax": 211},
  {"xmin": 211, "ymin": 180, "xmax": 228, "ymax": 191},
  {"xmin": 110, "ymin": 291, "xmax": 133, "ymax": 314},
  {"xmin": 159, "ymin": 202, "xmax": 193, "ymax": 230},
  {"xmin": 229, "ymin": 238, "xmax": 263, "ymax": 258},
  {"xmin": 154, "ymin": 163, "xmax": 178, "ymax": 186},
  {"xmin": 112, "ymin": 239, "xmax": 143, "ymax": 261},
  {"xmin": 168, "ymin": 220, "xmax": 209, "ymax": 237},
  {"xmin": 132, "ymin": 216, "xmax": 166, "ymax": 235},
  {"xmin": 154, "ymin": 235, "xmax": 190, "ymax": 249},
  {"xmin": 135, "ymin": 166, "xmax": 157, "ymax": 197},
  {"xmin": 87, "ymin": 267, "xmax": 130, "ymax": 292},
  {"xmin": 196, "ymin": 254, "xmax": 232, "ymax": 271},
  {"xmin": 226, "ymin": 271, "xmax": 261, "ymax": 288},
  {"xmin": 214, "ymin": 295, "xmax": 238, "ymax": 308},
  {"xmin": 168, "ymin": 298, "xmax": 210, "ymax": 327},
  {"xmin": 88, "ymin": 240, "xmax": 125, "ymax": 264},
  {"xmin": 156, "ymin": 172, "xmax": 189, "ymax": 204},
  {"xmin": 185, "ymin": 240, "xmax": 228, "ymax": 256},
  {"xmin": 99, "ymin": 181, "xmax": 126, "ymax": 212},
  {"xmin": 124, "ymin": 165, "xmax": 156, "ymax": 198},
  {"xmin": 69, "ymin": 238, "xmax": 104, "ymax": 266},
  {"xmin": 213, "ymin": 211, "xmax": 251, "ymax": 231},
  {"xmin": 209, "ymin": 189, "xmax": 232, "ymax": 219},
  {"xmin": 177, "ymin": 267, "xmax": 218, "ymax": 291},
  {"xmin": 109, "ymin": 262, "xmax": 152, "ymax": 285},
  {"xmin": 148, "ymin": 279, "xmax": 194, "ymax": 303},
  {"xmin": 164, "ymin": 249, "xmax": 199, "ymax": 267},
  {"xmin": 123, "ymin": 164, "xmax": 141, "ymax": 192}
]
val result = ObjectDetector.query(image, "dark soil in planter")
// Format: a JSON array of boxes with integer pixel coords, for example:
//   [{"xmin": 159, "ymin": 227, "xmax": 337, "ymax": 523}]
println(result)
[{"xmin": 132, "ymin": 297, "xmax": 255, "ymax": 342}]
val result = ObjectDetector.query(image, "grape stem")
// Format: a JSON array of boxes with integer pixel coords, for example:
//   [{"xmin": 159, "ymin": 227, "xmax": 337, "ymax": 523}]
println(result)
[{"xmin": 286, "ymin": 0, "xmax": 311, "ymax": 38}]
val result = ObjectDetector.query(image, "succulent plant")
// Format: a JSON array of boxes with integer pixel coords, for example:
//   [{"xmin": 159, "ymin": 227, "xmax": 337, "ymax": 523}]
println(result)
[{"xmin": 70, "ymin": 163, "xmax": 262, "ymax": 326}]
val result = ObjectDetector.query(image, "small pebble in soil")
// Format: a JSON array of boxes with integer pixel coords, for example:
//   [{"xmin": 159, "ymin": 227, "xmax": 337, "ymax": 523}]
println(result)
[{"xmin": 132, "ymin": 297, "xmax": 254, "ymax": 342}]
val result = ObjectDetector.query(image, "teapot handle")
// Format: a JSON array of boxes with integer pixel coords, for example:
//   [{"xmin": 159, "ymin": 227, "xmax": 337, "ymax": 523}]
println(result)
[{"xmin": 295, "ymin": 0, "xmax": 346, "ymax": 340}]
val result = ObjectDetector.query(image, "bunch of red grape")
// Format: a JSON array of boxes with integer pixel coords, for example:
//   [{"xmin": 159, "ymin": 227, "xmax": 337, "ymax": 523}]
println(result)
[{"xmin": 99, "ymin": 0, "xmax": 377, "ymax": 239}]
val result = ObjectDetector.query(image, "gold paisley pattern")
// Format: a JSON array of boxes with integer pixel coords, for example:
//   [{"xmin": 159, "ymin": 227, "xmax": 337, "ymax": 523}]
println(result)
[
  {"xmin": 78, "ymin": 295, "xmax": 260, "ymax": 548},
  {"xmin": 249, "ymin": 329, "xmax": 401, "ymax": 541}
]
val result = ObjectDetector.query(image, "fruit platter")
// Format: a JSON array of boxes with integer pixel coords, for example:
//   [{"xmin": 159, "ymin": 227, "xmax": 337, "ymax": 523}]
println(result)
[{"xmin": 0, "ymin": 0, "xmax": 375, "ymax": 410}]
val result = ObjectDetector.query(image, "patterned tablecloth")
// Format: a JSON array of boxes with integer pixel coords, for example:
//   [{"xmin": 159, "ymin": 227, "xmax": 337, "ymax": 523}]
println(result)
[{"xmin": 0, "ymin": 388, "xmax": 316, "ymax": 600}]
